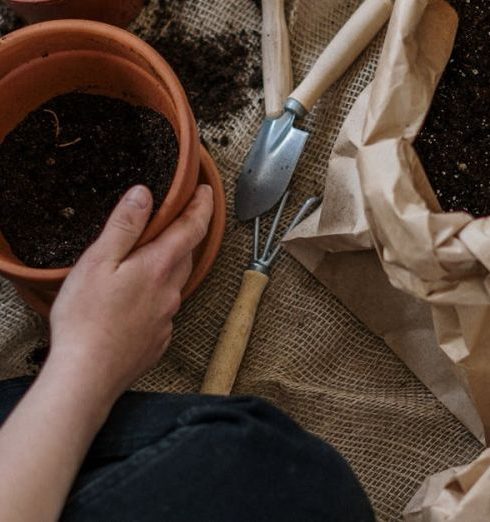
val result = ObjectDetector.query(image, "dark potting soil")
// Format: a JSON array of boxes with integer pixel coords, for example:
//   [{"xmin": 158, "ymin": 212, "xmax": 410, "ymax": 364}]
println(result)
[
  {"xmin": 415, "ymin": 0, "xmax": 489, "ymax": 217},
  {"xmin": 26, "ymin": 339, "xmax": 49, "ymax": 371},
  {"xmin": 150, "ymin": 20, "xmax": 261, "ymax": 124},
  {"xmin": 0, "ymin": 1, "xmax": 23, "ymax": 36},
  {"xmin": 0, "ymin": 92, "xmax": 178, "ymax": 268}
]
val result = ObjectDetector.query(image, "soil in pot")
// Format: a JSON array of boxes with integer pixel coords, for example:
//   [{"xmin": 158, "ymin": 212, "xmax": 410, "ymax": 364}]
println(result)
[
  {"xmin": 0, "ymin": 92, "xmax": 178, "ymax": 269},
  {"xmin": 415, "ymin": 0, "xmax": 489, "ymax": 217},
  {"xmin": 0, "ymin": 1, "xmax": 23, "ymax": 36}
]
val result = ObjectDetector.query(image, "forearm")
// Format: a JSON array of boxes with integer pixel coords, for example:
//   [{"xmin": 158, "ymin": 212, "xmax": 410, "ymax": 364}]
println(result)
[
  {"xmin": 0, "ymin": 185, "xmax": 212, "ymax": 521},
  {"xmin": 0, "ymin": 353, "xmax": 114, "ymax": 522}
]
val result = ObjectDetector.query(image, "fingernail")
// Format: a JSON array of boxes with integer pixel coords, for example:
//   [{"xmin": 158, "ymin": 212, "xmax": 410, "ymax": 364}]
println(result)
[{"xmin": 125, "ymin": 186, "xmax": 149, "ymax": 209}]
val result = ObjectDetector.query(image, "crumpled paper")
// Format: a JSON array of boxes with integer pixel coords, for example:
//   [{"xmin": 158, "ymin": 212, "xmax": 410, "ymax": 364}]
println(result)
[
  {"xmin": 403, "ymin": 448, "xmax": 490, "ymax": 522},
  {"xmin": 357, "ymin": 0, "xmax": 490, "ymax": 444},
  {"xmin": 285, "ymin": 0, "xmax": 490, "ymax": 517},
  {"xmin": 285, "ymin": 0, "xmax": 487, "ymax": 443}
]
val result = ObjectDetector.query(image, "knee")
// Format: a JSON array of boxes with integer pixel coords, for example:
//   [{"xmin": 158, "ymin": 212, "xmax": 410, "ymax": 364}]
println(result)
[
  {"xmin": 174, "ymin": 396, "xmax": 374, "ymax": 521},
  {"xmin": 179, "ymin": 395, "xmax": 297, "ymax": 437},
  {"xmin": 179, "ymin": 395, "xmax": 348, "ymax": 474}
]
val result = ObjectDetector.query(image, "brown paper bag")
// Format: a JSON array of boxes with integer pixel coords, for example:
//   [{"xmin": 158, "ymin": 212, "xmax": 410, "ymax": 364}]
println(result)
[
  {"xmin": 357, "ymin": 0, "xmax": 490, "ymax": 443},
  {"xmin": 403, "ymin": 448, "xmax": 490, "ymax": 521},
  {"xmin": 284, "ymin": 0, "xmax": 490, "ymax": 516},
  {"xmin": 285, "ymin": 0, "xmax": 486, "ymax": 443}
]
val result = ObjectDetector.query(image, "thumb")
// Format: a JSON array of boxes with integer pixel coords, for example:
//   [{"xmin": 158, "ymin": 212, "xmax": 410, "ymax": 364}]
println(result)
[{"xmin": 91, "ymin": 185, "xmax": 153, "ymax": 263}]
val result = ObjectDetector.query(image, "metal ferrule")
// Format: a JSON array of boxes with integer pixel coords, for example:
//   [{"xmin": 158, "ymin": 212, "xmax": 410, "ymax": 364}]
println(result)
[
  {"xmin": 284, "ymin": 98, "xmax": 308, "ymax": 119},
  {"xmin": 248, "ymin": 260, "xmax": 270, "ymax": 275}
]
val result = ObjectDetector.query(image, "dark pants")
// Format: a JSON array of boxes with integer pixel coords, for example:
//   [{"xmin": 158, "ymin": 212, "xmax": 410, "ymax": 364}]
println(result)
[{"xmin": 0, "ymin": 377, "xmax": 374, "ymax": 521}]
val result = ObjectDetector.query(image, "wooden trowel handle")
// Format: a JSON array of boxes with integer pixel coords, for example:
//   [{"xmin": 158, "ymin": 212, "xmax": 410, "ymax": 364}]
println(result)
[
  {"xmin": 289, "ymin": 0, "xmax": 393, "ymax": 113},
  {"xmin": 201, "ymin": 270, "xmax": 269, "ymax": 395},
  {"xmin": 262, "ymin": 0, "xmax": 293, "ymax": 117}
]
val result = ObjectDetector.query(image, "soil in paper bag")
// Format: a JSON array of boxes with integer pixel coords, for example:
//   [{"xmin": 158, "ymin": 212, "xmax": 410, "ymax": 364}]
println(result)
[{"xmin": 415, "ymin": 0, "xmax": 489, "ymax": 217}]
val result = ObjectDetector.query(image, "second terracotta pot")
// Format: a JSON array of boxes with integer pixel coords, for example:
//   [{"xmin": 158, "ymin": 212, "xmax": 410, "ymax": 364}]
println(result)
[
  {"xmin": 6, "ymin": 0, "xmax": 145, "ymax": 27},
  {"xmin": 0, "ymin": 20, "xmax": 202, "ymax": 316},
  {"xmin": 13, "ymin": 145, "xmax": 227, "ymax": 318}
]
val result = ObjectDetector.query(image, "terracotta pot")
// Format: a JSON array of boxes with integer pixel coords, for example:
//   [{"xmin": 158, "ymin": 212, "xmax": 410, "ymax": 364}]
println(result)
[
  {"xmin": 185, "ymin": 146, "xmax": 226, "ymax": 301},
  {"xmin": 0, "ymin": 20, "xmax": 207, "ymax": 316},
  {"xmin": 6, "ymin": 0, "xmax": 145, "ymax": 27},
  {"xmin": 13, "ymin": 146, "xmax": 227, "ymax": 318}
]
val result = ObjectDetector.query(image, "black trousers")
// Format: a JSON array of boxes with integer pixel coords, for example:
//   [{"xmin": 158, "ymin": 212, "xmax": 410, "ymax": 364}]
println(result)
[{"xmin": 0, "ymin": 377, "xmax": 374, "ymax": 521}]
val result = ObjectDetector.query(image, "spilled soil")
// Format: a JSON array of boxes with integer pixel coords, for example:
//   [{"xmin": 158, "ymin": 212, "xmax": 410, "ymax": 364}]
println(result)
[{"xmin": 148, "ymin": 1, "xmax": 261, "ymax": 125}]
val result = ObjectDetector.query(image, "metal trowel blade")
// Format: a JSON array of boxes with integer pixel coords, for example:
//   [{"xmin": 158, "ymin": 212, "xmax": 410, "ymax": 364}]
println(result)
[{"xmin": 235, "ymin": 111, "xmax": 309, "ymax": 222}]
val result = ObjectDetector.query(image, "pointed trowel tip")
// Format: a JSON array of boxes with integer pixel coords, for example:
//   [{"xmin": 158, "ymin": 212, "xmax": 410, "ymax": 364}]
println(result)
[
  {"xmin": 235, "ymin": 186, "xmax": 289, "ymax": 222},
  {"xmin": 235, "ymin": 187, "xmax": 261, "ymax": 222},
  {"xmin": 235, "ymin": 110, "xmax": 309, "ymax": 222}
]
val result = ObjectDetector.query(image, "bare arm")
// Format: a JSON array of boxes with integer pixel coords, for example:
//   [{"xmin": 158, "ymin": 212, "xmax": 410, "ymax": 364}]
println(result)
[{"xmin": 0, "ymin": 184, "xmax": 214, "ymax": 521}]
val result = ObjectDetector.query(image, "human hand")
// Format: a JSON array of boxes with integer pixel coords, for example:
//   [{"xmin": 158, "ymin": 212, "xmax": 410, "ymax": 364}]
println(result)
[{"xmin": 48, "ymin": 184, "xmax": 213, "ymax": 406}]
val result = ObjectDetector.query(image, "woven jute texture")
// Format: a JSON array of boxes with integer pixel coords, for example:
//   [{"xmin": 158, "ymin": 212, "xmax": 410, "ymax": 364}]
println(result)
[{"xmin": 0, "ymin": 1, "xmax": 483, "ymax": 520}]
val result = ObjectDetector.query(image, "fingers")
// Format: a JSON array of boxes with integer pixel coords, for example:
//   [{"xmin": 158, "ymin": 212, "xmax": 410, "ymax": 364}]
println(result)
[
  {"xmin": 158, "ymin": 255, "xmax": 192, "ymax": 319},
  {"xmin": 138, "ymin": 184, "xmax": 213, "ymax": 272},
  {"xmin": 90, "ymin": 186, "xmax": 153, "ymax": 264},
  {"xmin": 169, "ymin": 253, "xmax": 193, "ymax": 291},
  {"xmin": 161, "ymin": 334, "xmax": 173, "ymax": 355}
]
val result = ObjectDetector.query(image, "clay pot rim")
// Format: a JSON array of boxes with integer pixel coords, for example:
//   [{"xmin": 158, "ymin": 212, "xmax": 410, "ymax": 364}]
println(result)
[
  {"xmin": 7, "ymin": 0, "xmax": 64, "ymax": 4},
  {"xmin": 0, "ymin": 19, "xmax": 198, "ymax": 282},
  {"xmin": 182, "ymin": 145, "xmax": 226, "ymax": 300}
]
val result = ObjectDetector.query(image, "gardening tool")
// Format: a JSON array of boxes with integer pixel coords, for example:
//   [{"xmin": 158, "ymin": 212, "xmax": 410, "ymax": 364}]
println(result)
[
  {"xmin": 200, "ymin": 0, "xmax": 296, "ymax": 395},
  {"xmin": 201, "ymin": 193, "xmax": 320, "ymax": 395},
  {"xmin": 236, "ymin": 0, "xmax": 394, "ymax": 222},
  {"xmin": 261, "ymin": 0, "xmax": 293, "ymax": 118}
]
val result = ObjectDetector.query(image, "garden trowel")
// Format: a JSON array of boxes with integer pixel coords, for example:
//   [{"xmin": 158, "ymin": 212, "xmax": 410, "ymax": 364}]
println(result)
[{"xmin": 236, "ymin": 0, "xmax": 394, "ymax": 222}]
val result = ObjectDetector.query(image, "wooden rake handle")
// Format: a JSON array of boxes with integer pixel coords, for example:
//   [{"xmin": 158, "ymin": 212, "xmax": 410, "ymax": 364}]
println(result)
[
  {"xmin": 201, "ymin": 270, "xmax": 269, "ymax": 395},
  {"xmin": 262, "ymin": 0, "xmax": 293, "ymax": 117},
  {"xmin": 289, "ymin": 0, "xmax": 393, "ymax": 113}
]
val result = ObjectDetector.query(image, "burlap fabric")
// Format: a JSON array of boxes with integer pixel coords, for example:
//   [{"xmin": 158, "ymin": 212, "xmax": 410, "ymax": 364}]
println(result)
[{"xmin": 0, "ymin": 1, "xmax": 483, "ymax": 520}]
